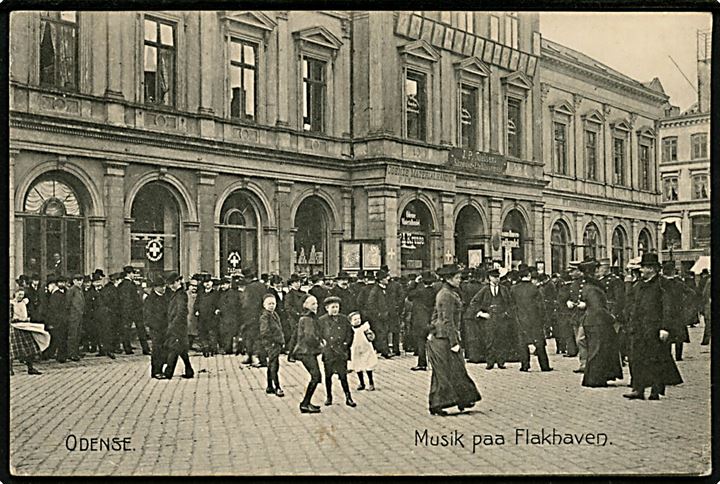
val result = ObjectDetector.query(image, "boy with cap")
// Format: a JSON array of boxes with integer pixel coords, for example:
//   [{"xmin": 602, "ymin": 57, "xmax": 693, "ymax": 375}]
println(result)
[
  {"xmin": 319, "ymin": 296, "xmax": 356, "ymax": 407},
  {"xmin": 259, "ymin": 293, "xmax": 285, "ymax": 397}
]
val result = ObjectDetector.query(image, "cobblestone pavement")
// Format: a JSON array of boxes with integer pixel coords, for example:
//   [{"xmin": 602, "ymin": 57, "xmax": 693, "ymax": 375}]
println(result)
[{"xmin": 10, "ymin": 327, "xmax": 711, "ymax": 476}]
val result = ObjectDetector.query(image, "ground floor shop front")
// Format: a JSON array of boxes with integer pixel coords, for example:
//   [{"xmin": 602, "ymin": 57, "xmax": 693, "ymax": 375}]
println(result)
[{"xmin": 11, "ymin": 149, "xmax": 663, "ymax": 282}]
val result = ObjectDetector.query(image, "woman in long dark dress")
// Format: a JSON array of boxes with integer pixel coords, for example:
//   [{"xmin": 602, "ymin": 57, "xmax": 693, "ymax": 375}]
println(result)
[{"xmin": 426, "ymin": 264, "xmax": 481, "ymax": 416}]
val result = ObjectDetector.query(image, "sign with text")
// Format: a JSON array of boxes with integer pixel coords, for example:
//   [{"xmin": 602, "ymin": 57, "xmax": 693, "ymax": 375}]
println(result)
[
  {"xmin": 386, "ymin": 165, "xmax": 456, "ymax": 191},
  {"xmin": 448, "ymin": 148, "xmax": 507, "ymax": 175}
]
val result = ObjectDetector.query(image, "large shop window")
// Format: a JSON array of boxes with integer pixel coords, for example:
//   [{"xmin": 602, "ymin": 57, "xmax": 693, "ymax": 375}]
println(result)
[
  {"xmin": 229, "ymin": 39, "xmax": 257, "ymax": 121},
  {"xmin": 405, "ymin": 70, "xmax": 427, "ymax": 141},
  {"xmin": 662, "ymin": 137, "xmax": 677, "ymax": 162},
  {"xmin": 460, "ymin": 85, "xmax": 478, "ymax": 149},
  {"xmin": 663, "ymin": 177, "xmax": 679, "ymax": 201},
  {"xmin": 637, "ymin": 228, "xmax": 653, "ymax": 256},
  {"xmin": 507, "ymin": 97, "xmax": 522, "ymax": 158},
  {"xmin": 39, "ymin": 11, "xmax": 78, "ymax": 91},
  {"xmin": 130, "ymin": 183, "xmax": 180, "ymax": 279},
  {"xmin": 454, "ymin": 205, "xmax": 485, "ymax": 268},
  {"xmin": 219, "ymin": 192, "xmax": 258, "ymax": 276},
  {"xmin": 583, "ymin": 222, "xmax": 601, "ymax": 260},
  {"xmin": 553, "ymin": 122, "xmax": 568, "ymax": 175},
  {"xmin": 550, "ymin": 220, "xmax": 571, "ymax": 275},
  {"xmin": 502, "ymin": 209, "xmax": 526, "ymax": 269},
  {"xmin": 639, "ymin": 144, "xmax": 651, "ymax": 190},
  {"xmin": 23, "ymin": 176, "xmax": 85, "ymax": 282},
  {"xmin": 692, "ymin": 174, "xmax": 709, "ymax": 200},
  {"xmin": 144, "ymin": 17, "xmax": 176, "ymax": 106},
  {"xmin": 691, "ymin": 133, "xmax": 708, "ymax": 160},
  {"xmin": 613, "ymin": 137, "xmax": 626, "ymax": 186},
  {"xmin": 294, "ymin": 196, "xmax": 328, "ymax": 275},
  {"xmin": 585, "ymin": 130, "xmax": 598, "ymax": 181},
  {"xmin": 662, "ymin": 221, "xmax": 682, "ymax": 251},
  {"xmin": 612, "ymin": 227, "xmax": 628, "ymax": 269},
  {"xmin": 399, "ymin": 200, "xmax": 432, "ymax": 274},
  {"xmin": 302, "ymin": 57, "xmax": 326, "ymax": 132},
  {"xmin": 691, "ymin": 216, "xmax": 710, "ymax": 250}
]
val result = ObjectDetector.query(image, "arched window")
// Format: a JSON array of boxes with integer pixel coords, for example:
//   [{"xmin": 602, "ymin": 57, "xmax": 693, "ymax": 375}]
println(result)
[
  {"xmin": 399, "ymin": 200, "xmax": 433, "ymax": 274},
  {"xmin": 662, "ymin": 221, "xmax": 681, "ymax": 251},
  {"xmin": 638, "ymin": 228, "xmax": 654, "ymax": 256},
  {"xmin": 23, "ymin": 176, "xmax": 85, "ymax": 281},
  {"xmin": 502, "ymin": 209, "xmax": 527, "ymax": 268},
  {"xmin": 583, "ymin": 222, "xmax": 601, "ymax": 260},
  {"xmin": 454, "ymin": 205, "xmax": 485, "ymax": 268},
  {"xmin": 550, "ymin": 220, "xmax": 570, "ymax": 274},
  {"xmin": 295, "ymin": 196, "xmax": 330, "ymax": 275},
  {"xmin": 219, "ymin": 192, "xmax": 258, "ymax": 275},
  {"xmin": 612, "ymin": 226, "xmax": 628, "ymax": 269}
]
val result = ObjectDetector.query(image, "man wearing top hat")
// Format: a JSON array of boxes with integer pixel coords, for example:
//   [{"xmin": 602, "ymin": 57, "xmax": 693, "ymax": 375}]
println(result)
[
  {"xmin": 468, "ymin": 268, "xmax": 516, "ymax": 369},
  {"xmin": 365, "ymin": 269, "xmax": 393, "ymax": 358},
  {"xmin": 43, "ymin": 275, "xmax": 67, "ymax": 362},
  {"xmin": 24, "ymin": 273, "xmax": 43, "ymax": 324},
  {"xmin": 84, "ymin": 272, "xmax": 104, "ymax": 356},
  {"xmin": 64, "ymin": 273, "xmax": 86, "ymax": 362},
  {"xmin": 145, "ymin": 275, "xmax": 169, "ymax": 378},
  {"xmin": 511, "ymin": 264, "xmax": 552, "ymax": 372},
  {"xmin": 217, "ymin": 275, "xmax": 241, "ymax": 355},
  {"xmin": 194, "ymin": 273, "xmax": 220, "ymax": 357},
  {"xmin": 117, "ymin": 266, "xmax": 143, "ymax": 355},
  {"xmin": 330, "ymin": 271, "xmax": 356, "ymax": 315},
  {"xmin": 624, "ymin": 253, "xmax": 683, "ymax": 400}
]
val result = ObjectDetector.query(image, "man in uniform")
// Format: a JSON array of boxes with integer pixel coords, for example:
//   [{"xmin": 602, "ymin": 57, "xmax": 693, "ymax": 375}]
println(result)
[
  {"xmin": 366, "ymin": 269, "xmax": 392, "ymax": 358},
  {"xmin": 65, "ymin": 274, "xmax": 86, "ymax": 362},
  {"xmin": 468, "ymin": 268, "xmax": 515, "ymax": 370},
  {"xmin": 145, "ymin": 275, "xmax": 169, "ymax": 378},
  {"xmin": 566, "ymin": 260, "xmax": 589, "ymax": 373},
  {"xmin": 319, "ymin": 296, "xmax": 356, "ymax": 407},
  {"xmin": 511, "ymin": 264, "xmax": 552, "ymax": 372},
  {"xmin": 624, "ymin": 253, "xmax": 683, "ymax": 400}
]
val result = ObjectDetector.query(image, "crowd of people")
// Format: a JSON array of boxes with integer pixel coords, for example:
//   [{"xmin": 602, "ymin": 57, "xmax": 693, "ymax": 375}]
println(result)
[{"xmin": 9, "ymin": 253, "xmax": 711, "ymax": 413}]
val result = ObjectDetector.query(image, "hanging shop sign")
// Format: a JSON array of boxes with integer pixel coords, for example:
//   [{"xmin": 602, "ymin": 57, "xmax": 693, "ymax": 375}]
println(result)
[
  {"xmin": 399, "ymin": 232, "xmax": 426, "ymax": 250},
  {"xmin": 227, "ymin": 251, "xmax": 242, "ymax": 269},
  {"xmin": 145, "ymin": 238, "xmax": 164, "ymax": 262},
  {"xmin": 501, "ymin": 231, "xmax": 520, "ymax": 248},
  {"xmin": 448, "ymin": 148, "xmax": 508, "ymax": 175},
  {"xmin": 401, "ymin": 209, "xmax": 422, "ymax": 227}
]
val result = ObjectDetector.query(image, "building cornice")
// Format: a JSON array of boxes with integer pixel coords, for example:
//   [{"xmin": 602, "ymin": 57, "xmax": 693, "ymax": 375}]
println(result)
[{"xmin": 659, "ymin": 114, "xmax": 710, "ymax": 128}]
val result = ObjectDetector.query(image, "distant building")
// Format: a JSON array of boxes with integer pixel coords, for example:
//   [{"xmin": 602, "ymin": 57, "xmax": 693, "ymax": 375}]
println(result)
[{"xmin": 657, "ymin": 29, "xmax": 711, "ymax": 271}]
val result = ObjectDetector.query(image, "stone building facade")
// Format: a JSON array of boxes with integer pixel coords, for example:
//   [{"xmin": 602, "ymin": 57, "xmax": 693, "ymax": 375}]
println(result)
[{"xmin": 9, "ymin": 11, "xmax": 668, "ymax": 282}]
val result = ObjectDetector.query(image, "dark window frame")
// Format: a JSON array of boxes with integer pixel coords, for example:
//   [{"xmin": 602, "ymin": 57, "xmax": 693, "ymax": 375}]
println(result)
[
  {"xmin": 691, "ymin": 133, "xmax": 708, "ymax": 160},
  {"xmin": 662, "ymin": 136, "xmax": 678, "ymax": 162},
  {"xmin": 39, "ymin": 11, "xmax": 79, "ymax": 91},
  {"xmin": 585, "ymin": 129, "xmax": 598, "ymax": 181},
  {"xmin": 613, "ymin": 136, "xmax": 627, "ymax": 186},
  {"xmin": 143, "ymin": 16, "xmax": 177, "ymax": 107},
  {"xmin": 639, "ymin": 143, "xmax": 651, "ymax": 190},
  {"xmin": 460, "ymin": 84, "xmax": 478, "ymax": 149},
  {"xmin": 229, "ymin": 37, "xmax": 258, "ymax": 121},
  {"xmin": 553, "ymin": 121, "xmax": 568, "ymax": 175},
  {"xmin": 506, "ymin": 96, "xmax": 523, "ymax": 159},
  {"xmin": 663, "ymin": 176, "xmax": 679, "ymax": 202},
  {"xmin": 692, "ymin": 173, "xmax": 709, "ymax": 200},
  {"xmin": 405, "ymin": 69, "xmax": 427, "ymax": 141},
  {"xmin": 302, "ymin": 56, "xmax": 326, "ymax": 133}
]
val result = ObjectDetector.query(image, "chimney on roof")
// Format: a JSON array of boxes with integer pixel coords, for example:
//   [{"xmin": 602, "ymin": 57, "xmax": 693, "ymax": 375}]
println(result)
[{"xmin": 697, "ymin": 29, "xmax": 711, "ymax": 113}]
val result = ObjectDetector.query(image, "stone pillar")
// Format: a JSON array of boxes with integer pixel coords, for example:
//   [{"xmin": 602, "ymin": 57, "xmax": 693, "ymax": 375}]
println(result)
[
  {"xmin": 103, "ymin": 161, "xmax": 128, "ymax": 273},
  {"xmin": 341, "ymin": 187, "xmax": 353, "ymax": 240},
  {"xmin": 88, "ymin": 217, "xmax": 107, "ymax": 273},
  {"xmin": 289, "ymin": 228, "xmax": 298, "ymax": 274},
  {"xmin": 629, "ymin": 113, "xmax": 638, "ymax": 189},
  {"xmin": 532, "ymin": 202, "xmax": 545, "ymax": 264},
  {"xmin": 197, "ymin": 171, "xmax": 217, "ymax": 272},
  {"xmin": 330, "ymin": 229, "xmax": 344, "ymax": 276},
  {"xmin": 198, "ymin": 11, "xmax": 216, "ymax": 138},
  {"xmin": 681, "ymin": 210, "xmax": 691, "ymax": 251},
  {"xmin": 489, "ymin": 197, "xmax": 503, "ymax": 260},
  {"xmin": 105, "ymin": 13, "xmax": 125, "ymax": 125},
  {"xmin": 440, "ymin": 192, "xmax": 455, "ymax": 264},
  {"xmin": 605, "ymin": 216, "xmax": 614, "ymax": 260},
  {"xmin": 543, "ymin": 208, "xmax": 552, "ymax": 268},
  {"xmin": 9, "ymin": 149, "xmax": 18, "ymax": 284},
  {"xmin": 276, "ymin": 181, "xmax": 294, "ymax": 277},
  {"xmin": 630, "ymin": 219, "xmax": 639, "ymax": 257},
  {"xmin": 276, "ymin": 12, "xmax": 290, "ymax": 127},
  {"xmin": 264, "ymin": 226, "xmax": 279, "ymax": 275},
  {"xmin": 602, "ymin": 104, "xmax": 612, "ymax": 190},
  {"xmin": 184, "ymin": 221, "xmax": 200, "ymax": 276},
  {"xmin": 575, "ymin": 212, "xmax": 585, "ymax": 261},
  {"xmin": 367, "ymin": 186, "xmax": 399, "ymax": 274},
  {"xmin": 572, "ymin": 94, "xmax": 583, "ymax": 179}
]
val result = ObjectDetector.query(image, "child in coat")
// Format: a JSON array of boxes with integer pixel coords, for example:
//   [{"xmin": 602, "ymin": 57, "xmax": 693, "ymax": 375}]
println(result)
[{"xmin": 348, "ymin": 311, "xmax": 378, "ymax": 391}]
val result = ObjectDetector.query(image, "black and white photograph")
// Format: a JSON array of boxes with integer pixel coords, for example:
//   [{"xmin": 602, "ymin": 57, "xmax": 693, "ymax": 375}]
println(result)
[{"xmin": 5, "ymin": 8, "xmax": 714, "ymax": 477}]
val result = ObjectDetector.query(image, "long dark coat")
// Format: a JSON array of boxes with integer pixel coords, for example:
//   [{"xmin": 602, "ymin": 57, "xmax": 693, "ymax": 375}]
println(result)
[
  {"xmin": 319, "ymin": 313, "xmax": 353, "ymax": 364},
  {"xmin": 144, "ymin": 290, "xmax": 169, "ymax": 335},
  {"xmin": 627, "ymin": 274, "xmax": 683, "ymax": 388},
  {"xmin": 293, "ymin": 310, "xmax": 322, "ymax": 357},
  {"xmin": 365, "ymin": 284, "xmax": 390, "ymax": 333},
  {"xmin": 331, "ymin": 285, "xmax": 356, "ymax": 315},
  {"xmin": 467, "ymin": 284, "xmax": 517, "ymax": 361},
  {"xmin": 386, "ymin": 279, "xmax": 405, "ymax": 332},
  {"xmin": 166, "ymin": 288, "xmax": 189, "ymax": 352},
  {"xmin": 510, "ymin": 280, "xmax": 546, "ymax": 345},
  {"xmin": 578, "ymin": 282, "xmax": 623, "ymax": 386},
  {"xmin": 216, "ymin": 288, "xmax": 241, "ymax": 336},
  {"xmin": 407, "ymin": 284, "xmax": 434, "ymax": 343},
  {"xmin": 259, "ymin": 309, "xmax": 285, "ymax": 351},
  {"xmin": 662, "ymin": 276, "xmax": 695, "ymax": 343},
  {"xmin": 194, "ymin": 288, "xmax": 219, "ymax": 331}
]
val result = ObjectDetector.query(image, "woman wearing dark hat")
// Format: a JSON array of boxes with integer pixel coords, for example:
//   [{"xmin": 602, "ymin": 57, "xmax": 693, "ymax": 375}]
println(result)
[
  {"xmin": 293, "ymin": 295, "xmax": 324, "ymax": 413},
  {"xmin": 624, "ymin": 253, "xmax": 683, "ymax": 400},
  {"xmin": 426, "ymin": 264, "xmax": 481, "ymax": 416}
]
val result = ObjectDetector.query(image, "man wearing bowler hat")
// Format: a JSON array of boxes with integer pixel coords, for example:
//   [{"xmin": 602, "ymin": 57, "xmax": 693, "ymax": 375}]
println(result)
[
  {"xmin": 624, "ymin": 253, "xmax": 682, "ymax": 400},
  {"xmin": 330, "ymin": 271, "xmax": 356, "ymax": 314}
]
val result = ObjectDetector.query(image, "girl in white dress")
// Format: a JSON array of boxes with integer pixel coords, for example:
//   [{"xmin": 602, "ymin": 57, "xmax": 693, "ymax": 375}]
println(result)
[{"xmin": 348, "ymin": 311, "xmax": 378, "ymax": 391}]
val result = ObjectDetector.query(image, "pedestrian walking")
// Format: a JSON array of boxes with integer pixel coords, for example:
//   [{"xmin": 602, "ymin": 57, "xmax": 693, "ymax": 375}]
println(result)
[
  {"xmin": 241, "ymin": 270, "xmax": 267, "ymax": 367},
  {"xmin": 10, "ymin": 287, "xmax": 47, "ymax": 375},
  {"xmin": 163, "ymin": 273, "xmax": 195, "ymax": 380},
  {"xmin": 426, "ymin": 264, "xmax": 481, "ymax": 416},
  {"xmin": 217, "ymin": 276, "xmax": 241, "ymax": 355},
  {"xmin": 624, "ymin": 253, "xmax": 683, "ymax": 400},
  {"xmin": 408, "ymin": 272, "xmax": 435, "ymax": 370},
  {"xmin": 511, "ymin": 265, "xmax": 552, "ymax": 372},
  {"xmin": 293, "ymin": 295, "xmax": 324, "ymax": 414},
  {"xmin": 145, "ymin": 275, "xmax": 169, "ymax": 379},
  {"xmin": 319, "ymin": 296, "xmax": 356, "ymax": 407},
  {"xmin": 65, "ymin": 274, "xmax": 85, "ymax": 361},
  {"xmin": 259, "ymin": 294, "xmax": 285, "ymax": 397},
  {"xmin": 349, "ymin": 311, "xmax": 378, "ymax": 391},
  {"xmin": 365, "ymin": 269, "xmax": 392, "ymax": 358},
  {"xmin": 661, "ymin": 261, "xmax": 695, "ymax": 361}
]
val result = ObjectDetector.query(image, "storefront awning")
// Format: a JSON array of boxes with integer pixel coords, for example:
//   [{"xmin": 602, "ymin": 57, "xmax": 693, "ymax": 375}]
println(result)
[
  {"xmin": 690, "ymin": 256, "xmax": 710, "ymax": 274},
  {"xmin": 661, "ymin": 217, "xmax": 682, "ymax": 234}
]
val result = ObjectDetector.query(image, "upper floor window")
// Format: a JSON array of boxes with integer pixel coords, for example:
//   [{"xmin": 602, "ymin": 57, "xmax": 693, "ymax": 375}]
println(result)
[
  {"xmin": 504, "ymin": 13, "xmax": 519, "ymax": 49},
  {"xmin": 489, "ymin": 16, "xmax": 500, "ymax": 42},
  {"xmin": 691, "ymin": 133, "xmax": 708, "ymax": 159},
  {"xmin": 553, "ymin": 122, "xmax": 568, "ymax": 175},
  {"xmin": 585, "ymin": 130, "xmax": 598, "ymax": 181},
  {"xmin": 39, "ymin": 11, "xmax": 78, "ymax": 91},
  {"xmin": 662, "ymin": 137, "xmax": 677, "ymax": 162},
  {"xmin": 691, "ymin": 215, "xmax": 710, "ymax": 249},
  {"xmin": 639, "ymin": 144, "xmax": 651, "ymax": 190},
  {"xmin": 144, "ymin": 17, "xmax": 176, "ymax": 107},
  {"xmin": 613, "ymin": 137, "xmax": 626, "ymax": 186},
  {"xmin": 460, "ymin": 85, "xmax": 478, "ymax": 149},
  {"xmin": 692, "ymin": 174, "xmax": 709, "ymax": 200},
  {"xmin": 229, "ymin": 39, "xmax": 257, "ymax": 121},
  {"xmin": 405, "ymin": 70, "xmax": 427, "ymax": 141},
  {"xmin": 302, "ymin": 57, "xmax": 326, "ymax": 132},
  {"xmin": 507, "ymin": 97, "xmax": 522, "ymax": 158},
  {"xmin": 663, "ymin": 177, "xmax": 679, "ymax": 201}
]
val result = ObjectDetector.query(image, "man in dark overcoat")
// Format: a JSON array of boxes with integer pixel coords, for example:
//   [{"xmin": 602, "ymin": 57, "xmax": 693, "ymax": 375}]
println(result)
[
  {"xmin": 460, "ymin": 270, "xmax": 484, "ymax": 363},
  {"xmin": 330, "ymin": 271, "xmax": 356, "ymax": 314},
  {"xmin": 511, "ymin": 265, "xmax": 551, "ymax": 372},
  {"xmin": 97, "ymin": 273, "xmax": 122, "ymax": 359},
  {"xmin": 408, "ymin": 272, "xmax": 436, "ymax": 370},
  {"xmin": 194, "ymin": 274, "xmax": 219, "ymax": 357},
  {"xmin": 385, "ymin": 272, "xmax": 405, "ymax": 356},
  {"xmin": 284, "ymin": 273, "xmax": 307, "ymax": 361},
  {"xmin": 217, "ymin": 276, "xmax": 241, "ymax": 355},
  {"xmin": 164, "ymin": 273, "xmax": 194, "ymax": 379},
  {"xmin": 117, "ymin": 266, "xmax": 148, "ymax": 355},
  {"xmin": 65, "ymin": 274, "xmax": 86, "ymax": 361},
  {"xmin": 468, "ymin": 268, "xmax": 515, "ymax": 369},
  {"xmin": 661, "ymin": 261, "xmax": 696, "ymax": 361},
  {"xmin": 365, "ymin": 269, "xmax": 392, "ymax": 358},
  {"xmin": 566, "ymin": 261, "xmax": 589, "ymax": 373},
  {"xmin": 624, "ymin": 253, "xmax": 682, "ymax": 400},
  {"xmin": 319, "ymin": 296, "xmax": 356, "ymax": 407},
  {"xmin": 242, "ymin": 270, "xmax": 268, "ymax": 366},
  {"xmin": 43, "ymin": 276, "xmax": 67, "ymax": 362},
  {"xmin": 309, "ymin": 273, "xmax": 330, "ymax": 317},
  {"xmin": 145, "ymin": 275, "xmax": 169, "ymax": 378},
  {"xmin": 84, "ymin": 273, "xmax": 103, "ymax": 355}
]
